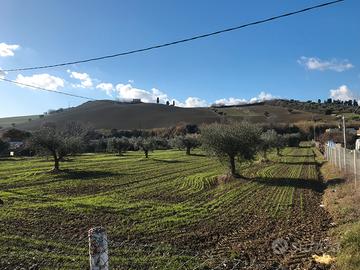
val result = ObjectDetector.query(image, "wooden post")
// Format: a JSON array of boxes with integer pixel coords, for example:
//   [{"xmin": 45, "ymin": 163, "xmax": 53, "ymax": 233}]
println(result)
[{"xmin": 89, "ymin": 227, "xmax": 109, "ymax": 270}]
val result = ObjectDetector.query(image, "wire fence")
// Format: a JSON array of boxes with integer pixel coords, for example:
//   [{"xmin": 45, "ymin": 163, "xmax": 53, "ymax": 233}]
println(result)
[{"xmin": 324, "ymin": 144, "xmax": 359, "ymax": 189}]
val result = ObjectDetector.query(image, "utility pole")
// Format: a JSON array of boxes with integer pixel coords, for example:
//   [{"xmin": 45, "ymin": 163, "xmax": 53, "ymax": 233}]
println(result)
[
  {"xmin": 313, "ymin": 115, "xmax": 316, "ymax": 141},
  {"xmin": 343, "ymin": 115, "xmax": 347, "ymax": 172},
  {"xmin": 342, "ymin": 115, "xmax": 346, "ymax": 149}
]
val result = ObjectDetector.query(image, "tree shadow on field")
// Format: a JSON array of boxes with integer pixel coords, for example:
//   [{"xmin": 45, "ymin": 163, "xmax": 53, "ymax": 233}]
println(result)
[
  {"xmin": 326, "ymin": 178, "xmax": 346, "ymax": 186},
  {"xmin": 153, "ymin": 158, "xmax": 188, "ymax": 163},
  {"xmin": 188, "ymin": 153, "xmax": 206, "ymax": 157},
  {"xmin": 54, "ymin": 169, "xmax": 122, "ymax": 180},
  {"xmin": 0, "ymin": 157, "xmax": 28, "ymax": 162},
  {"xmin": 279, "ymin": 161, "xmax": 318, "ymax": 166},
  {"xmin": 1, "ymin": 170, "xmax": 123, "ymax": 191},
  {"xmin": 282, "ymin": 154, "xmax": 315, "ymax": 158},
  {"xmin": 251, "ymin": 177, "xmax": 325, "ymax": 192}
]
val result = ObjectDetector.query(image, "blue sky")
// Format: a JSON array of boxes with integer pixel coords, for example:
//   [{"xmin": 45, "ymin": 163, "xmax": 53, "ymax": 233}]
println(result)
[{"xmin": 0, "ymin": 0, "xmax": 359, "ymax": 117}]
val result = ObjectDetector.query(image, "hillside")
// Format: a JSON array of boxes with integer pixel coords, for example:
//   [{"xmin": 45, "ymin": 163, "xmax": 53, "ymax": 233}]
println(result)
[
  {"xmin": 213, "ymin": 103, "xmax": 335, "ymax": 123},
  {"xmin": 0, "ymin": 115, "xmax": 40, "ymax": 129},
  {"xmin": 0, "ymin": 99, "xmax": 348, "ymax": 131},
  {"xmin": 16, "ymin": 100, "xmax": 221, "ymax": 130}
]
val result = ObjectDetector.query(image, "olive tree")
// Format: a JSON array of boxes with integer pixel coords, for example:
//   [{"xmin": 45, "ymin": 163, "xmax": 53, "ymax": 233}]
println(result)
[
  {"xmin": 131, "ymin": 137, "xmax": 157, "ymax": 158},
  {"xmin": 171, "ymin": 134, "xmax": 200, "ymax": 155},
  {"xmin": 107, "ymin": 137, "xmax": 131, "ymax": 155},
  {"xmin": 201, "ymin": 122, "xmax": 261, "ymax": 176},
  {"xmin": 283, "ymin": 133, "xmax": 301, "ymax": 147},
  {"xmin": 259, "ymin": 129, "xmax": 278, "ymax": 161},
  {"xmin": 28, "ymin": 122, "xmax": 88, "ymax": 171},
  {"xmin": 0, "ymin": 139, "xmax": 9, "ymax": 157},
  {"xmin": 275, "ymin": 134, "xmax": 287, "ymax": 156}
]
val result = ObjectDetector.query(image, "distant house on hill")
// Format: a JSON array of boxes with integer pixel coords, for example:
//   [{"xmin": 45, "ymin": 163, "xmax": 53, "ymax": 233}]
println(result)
[
  {"xmin": 132, "ymin": 99, "xmax": 141, "ymax": 104},
  {"xmin": 325, "ymin": 128, "xmax": 357, "ymax": 135},
  {"xmin": 8, "ymin": 141, "xmax": 24, "ymax": 150}
]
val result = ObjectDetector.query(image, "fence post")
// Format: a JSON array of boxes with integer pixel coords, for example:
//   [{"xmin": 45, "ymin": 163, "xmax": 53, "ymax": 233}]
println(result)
[
  {"xmin": 89, "ymin": 227, "xmax": 109, "ymax": 270},
  {"xmin": 325, "ymin": 146, "xmax": 328, "ymax": 160},
  {"xmin": 343, "ymin": 147, "xmax": 347, "ymax": 172},
  {"xmin": 354, "ymin": 150, "xmax": 357, "ymax": 190},
  {"xmin": 330, "ymin": 147, "xmax": 333, "ymax": 163}
]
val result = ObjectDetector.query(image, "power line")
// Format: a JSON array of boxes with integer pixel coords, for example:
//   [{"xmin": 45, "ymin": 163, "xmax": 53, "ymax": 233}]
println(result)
[
  {"xmin": 0, "ymin": 77, "xmax": 96, "ymax": 100},
  {"xmin": 2, "ymin": 0, "xmax": 344, "ymax": 73}
]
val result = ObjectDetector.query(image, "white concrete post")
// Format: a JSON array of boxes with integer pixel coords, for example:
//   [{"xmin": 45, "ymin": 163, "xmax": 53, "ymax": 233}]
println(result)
[
  {"xmin": 335, "ymin": 147, "xmax": 338, "ymax": 166},
  {"xmin": 330, "ymin": 147, "xmax": 332, "ymax": 163},
  {"xmin": 338, "ymin": 147, "xmax": 342, "ymax": 170},
  {"xmin": 354, "ymin": 150, "xmax": 357, "ymax": 190},
  {"xmin": 343, "ymin": 147, "xmax": 347, "ymax": 172},
  {"xmin": 89, "ymin": 227, "xmax": 109, "ymax": 270}
]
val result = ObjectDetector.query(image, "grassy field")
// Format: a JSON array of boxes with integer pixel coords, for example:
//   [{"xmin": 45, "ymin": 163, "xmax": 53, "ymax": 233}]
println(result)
[
  {"xmin": 0, "ymin": 115, "xmax": 40, "ymax": 129},
  {"xmin": 0, "ymin": 147, "xmax": 330, "ymax": 269}
]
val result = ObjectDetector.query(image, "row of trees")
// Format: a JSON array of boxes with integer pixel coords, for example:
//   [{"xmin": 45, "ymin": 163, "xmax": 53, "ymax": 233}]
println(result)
[
  {"xmin": 21, "ymin": 121, "xmax": 300, "ymax": 174},
  {"xmin": 201, "ymin": 122, "xmax": 299, "ymax": 175}
]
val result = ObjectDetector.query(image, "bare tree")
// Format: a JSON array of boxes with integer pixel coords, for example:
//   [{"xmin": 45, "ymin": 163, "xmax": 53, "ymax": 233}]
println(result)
[
  {"xmin": 201, "ymin": 122, "xmax": 261, "ymax": 176},
  {"xmin": 28, "ymin": 122, "xmax": 88, "ymax": 172}
]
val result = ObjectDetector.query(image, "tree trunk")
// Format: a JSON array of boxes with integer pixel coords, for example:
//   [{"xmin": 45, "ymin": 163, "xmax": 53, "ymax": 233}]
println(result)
[
  {"xmin": 145, "ymin": 150, "xmax": 148, "ymax": 158},
  {"xmin": 229, "ymin": 155, "xmax": 236, "ymax": 176},
  {"xmin": 276, "ymin": 147, "xmax": 280, "ymax": 156},
  {"xmin": 263, "ymin": 150, "xmax": 267, "ymax": 161},
  {"xmin": 53, "ymin": 153, "xmax": 60, "ymax": 172},
  {"xmin": 186, "ymin": 146, "xmax": 191, "ymax": 155}
]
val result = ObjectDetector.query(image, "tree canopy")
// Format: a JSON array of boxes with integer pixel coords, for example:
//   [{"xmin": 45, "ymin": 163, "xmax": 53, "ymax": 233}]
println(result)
[
  {"xmin": 201, "ymin": 122, "xmax": 262, "ymax": 176},
  {"xmin": 28, "ymin": 122, "xmax": 89, "ymax": 171},
  {"xmin": 171, "ymin": 134, "xmax": 200, "ymax": 155},
  {"xmin": 107, "ymin": 137, "xmax": 131, "ymax": 155},
  {"xmin": 259, "ymin": 129, "xmax": 278, "ymax": 161},
  {"xmin": 131, "ymin": 137, "xmax": 157, "ymax": 158}
]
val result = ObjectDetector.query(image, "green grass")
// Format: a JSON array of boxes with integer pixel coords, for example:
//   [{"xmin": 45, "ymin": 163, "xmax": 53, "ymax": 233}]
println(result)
[
  {"xmin": 0, "ymin": 148, "xmax": 322, "ymax": 269},
  {"xmin": 336, "ymin": 221, "xmax": 360, "ymax": 270}
]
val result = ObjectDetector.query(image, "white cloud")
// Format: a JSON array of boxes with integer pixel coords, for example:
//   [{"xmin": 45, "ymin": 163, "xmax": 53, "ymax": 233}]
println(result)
[
  {"xmin": 67, "ymin": 70, "xmax": 93, "ymax": 88},
  {"xmin": 96, "ymin": 83, "xmax": 114, "ymax": 96},
  {"xmin": 95, "ymin": 79, "xmax": 274, "ymax": 108},
  {"xmin": 298, "ymin": 56, "xmax": 353, "ymax": 72},
  {"xmin": 213, "ymin": 91, "xmax": 275, "ymax": 106},
  {"xmin": 15, "ymin": 73, "xmax": 64, "ymax": 90},
  {"xmin": 0, "ymin": 42, "xmax": 20, "ymax": 57},
  {"xmin": 213, "ymin": 97, "xmax": 247, "ymax": 106},
  {"xmin": 330, "ymin": 85, "xmax": 359, "ymax": 101},
  {"xmin": 95, "ymin": 81, "xmax": 207, "ymax": 107},
  {"xmin": 181, "ymin": 97, "xmax": 209, "ymax": 107},
  {"xmin": 115, "ymin": 83, "xmax": 169, "ymax": 103}
]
